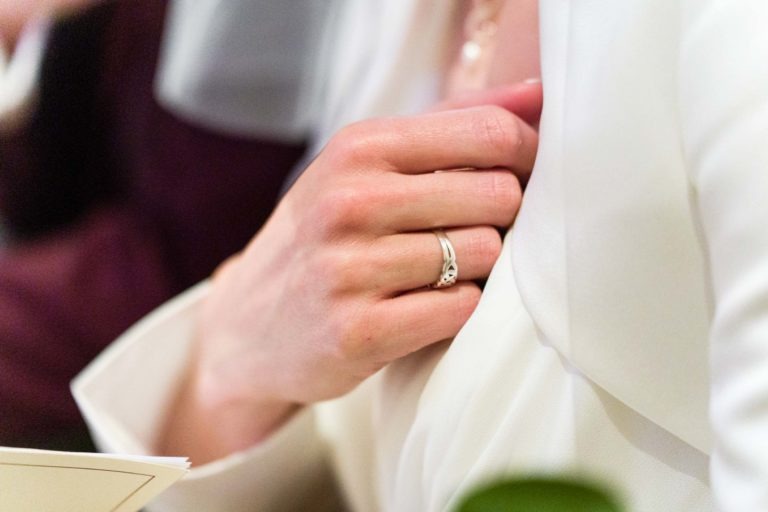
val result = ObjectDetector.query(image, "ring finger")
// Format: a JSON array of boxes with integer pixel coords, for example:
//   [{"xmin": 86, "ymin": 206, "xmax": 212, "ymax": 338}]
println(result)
[{"xmin": 363, "ymin": 226, "xmax": 503, "ymax": 296}]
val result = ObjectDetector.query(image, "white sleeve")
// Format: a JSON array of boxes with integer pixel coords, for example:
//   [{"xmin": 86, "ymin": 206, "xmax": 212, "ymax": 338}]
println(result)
[
  {"xmin": 0, "ymin": 17, "xmax": 49, "ymax": 131},
  {"xmin": 679, "ymin": 2, "xmax": 768, "ymax": 510},
  {"xmin": 72, "ymin": 283, "xmax": 341, "ymax": 512}
]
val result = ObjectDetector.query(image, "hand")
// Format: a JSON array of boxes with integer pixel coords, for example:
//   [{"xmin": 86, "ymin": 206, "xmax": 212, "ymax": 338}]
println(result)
[{"xmin": 161, "ymin": 82, "xmax": 543, "ymax": 463}]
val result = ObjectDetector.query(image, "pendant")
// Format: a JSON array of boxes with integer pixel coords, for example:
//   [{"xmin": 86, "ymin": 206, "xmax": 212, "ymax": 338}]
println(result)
[{"xmin": 461, "ymin": 40, "xmax": 482, "ymax": 64}]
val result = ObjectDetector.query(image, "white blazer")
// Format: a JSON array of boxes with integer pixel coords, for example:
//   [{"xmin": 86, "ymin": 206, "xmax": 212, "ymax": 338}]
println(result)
[
  {"xmin": 521, "ymin": 0, "xmax": 768, "ymax": 507},
  {"xmin": 73, "ymin": 1, "xmax": 768, "ymax": 511}
]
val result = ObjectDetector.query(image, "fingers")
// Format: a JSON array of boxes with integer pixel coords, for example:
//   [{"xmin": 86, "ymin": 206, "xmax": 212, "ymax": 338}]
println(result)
[
  {"xmin": 331, "ymin": 169, "xmax": 520, "ymax": 233},
  {"xmin": 370, "ymin": 282, "xmax": 483, "ymax": 359},
  {"xmin": 325, "ymin": 105, "xmax": 539, "ymax": 179},
  {"xmin": 390, "ymin": 169, "xmax": 521, "ymax": 231},
  {"xmin": 364, "ymin": 227, "xmax": 502, "ymax": 295},
  {"xmin": 430, "ymin": 81, "xmax": 543, "ymax": 126}
]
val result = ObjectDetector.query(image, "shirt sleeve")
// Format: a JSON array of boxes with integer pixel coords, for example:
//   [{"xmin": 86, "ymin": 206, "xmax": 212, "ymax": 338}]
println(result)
[
  {"xmin": 72, "ymin": 282, "xmax": 341, "ymax": 512},
  {"xmin": 679, "ymin": 2, "xmax": 768, "ymax": 510}
]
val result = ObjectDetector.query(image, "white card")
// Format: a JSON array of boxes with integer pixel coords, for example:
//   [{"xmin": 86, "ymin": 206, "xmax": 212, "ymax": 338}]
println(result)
[{"xmin": 0, "ymin": 446, "xmax": 188, "ymax": 512}]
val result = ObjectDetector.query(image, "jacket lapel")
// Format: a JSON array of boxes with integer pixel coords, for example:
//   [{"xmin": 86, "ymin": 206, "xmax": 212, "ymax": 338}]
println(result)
[{"xmin": 516, "ymin": 0, "xmax": 713, "ymax": 454}]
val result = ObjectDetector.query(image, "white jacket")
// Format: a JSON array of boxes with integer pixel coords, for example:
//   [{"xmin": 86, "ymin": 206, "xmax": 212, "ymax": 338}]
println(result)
[{"xmin": 74, "ymin": 0, "xmax": 768, "ymax": 511}]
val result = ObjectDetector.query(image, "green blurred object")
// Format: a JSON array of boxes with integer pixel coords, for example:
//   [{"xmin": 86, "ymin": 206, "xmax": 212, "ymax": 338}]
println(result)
[{"xmin": 455, "ymin": 476, "xmax": 624, "ymax": 512}]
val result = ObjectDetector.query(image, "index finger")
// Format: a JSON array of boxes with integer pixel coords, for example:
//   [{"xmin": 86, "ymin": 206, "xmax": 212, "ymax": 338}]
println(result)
[
  {"xmin": 430, "ymin": 81, "xmax": 543, "ymax": 127},
  {"xmin": 330, "ymin": 105, "xmax": 539, "ymax": 179}
]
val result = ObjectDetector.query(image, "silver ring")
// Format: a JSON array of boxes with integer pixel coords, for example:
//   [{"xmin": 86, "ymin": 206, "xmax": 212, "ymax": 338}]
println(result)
[{"xmin": 431, "ymin": 229, "xmax": 458, "ymax": 288}]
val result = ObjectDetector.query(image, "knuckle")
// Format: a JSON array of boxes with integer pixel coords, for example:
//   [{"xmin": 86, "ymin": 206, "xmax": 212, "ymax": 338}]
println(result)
[
  {"xmin": 357, "ymin": 243, "xmax": 388, "ymax": 287},
  {"xmin": 327, "ymin": 120, "xmax": 382, "ymax": 165},
  {"xmin": 476, "ymin": 106, "xmax": 523, "ymax": 154},
  {"xmin": 311, "ymin": 250, "xmax": 359, "ymax": 292},
  {"xmin": 313, "ymin": 185, "xmax": 372, "ymax": 234},
  {"xmin": 331, "ymin": 306, "xmax": 377, "ymax": 361}
]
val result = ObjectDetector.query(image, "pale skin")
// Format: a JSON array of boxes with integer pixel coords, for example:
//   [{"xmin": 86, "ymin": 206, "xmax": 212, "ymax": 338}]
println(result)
[
  {"xmin": 160, "ymin": 0, "xmax": 541, "ymax": 465},
  {"xmin": 0, "ymin": 0, "xmax": 94, "ymax": 48}
]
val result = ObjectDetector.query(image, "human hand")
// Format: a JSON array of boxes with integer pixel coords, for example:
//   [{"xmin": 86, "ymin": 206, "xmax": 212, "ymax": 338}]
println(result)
[{"xmin": 162, "ymin": 81, "xmax": 543, "ymax": 463}]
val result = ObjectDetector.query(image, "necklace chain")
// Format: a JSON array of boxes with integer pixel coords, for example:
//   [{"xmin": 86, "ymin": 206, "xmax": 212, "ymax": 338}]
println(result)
[
  {"xmin": 448, "ymin": 0, "xmax": 506, "ymax": 93},
  {"xmin": 461, "ymin": 0, "xmax": 504, "ymax": 63}
]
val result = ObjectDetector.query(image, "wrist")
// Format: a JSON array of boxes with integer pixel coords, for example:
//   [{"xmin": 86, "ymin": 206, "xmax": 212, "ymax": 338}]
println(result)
[{"xmin": 158, "ymin": 358, "xmax": 300, "ymax": 465}]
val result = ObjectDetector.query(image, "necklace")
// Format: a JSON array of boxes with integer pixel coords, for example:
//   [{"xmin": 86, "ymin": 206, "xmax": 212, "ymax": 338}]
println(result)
[{"xmin": 447, "ymin": 0, "xmax": 506, "ymax": 93}]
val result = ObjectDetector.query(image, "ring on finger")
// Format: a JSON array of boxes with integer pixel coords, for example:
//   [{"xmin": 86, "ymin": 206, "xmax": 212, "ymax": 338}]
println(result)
[{"xmin": 431, "ymin": 229, "xmax": 458, "ymax": 288}]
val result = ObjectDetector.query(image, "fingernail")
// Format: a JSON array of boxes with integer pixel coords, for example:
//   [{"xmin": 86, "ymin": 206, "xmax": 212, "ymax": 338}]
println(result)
[{"xmin": 523, "ymin": 77, "xmax": 541, "ymax": 84}]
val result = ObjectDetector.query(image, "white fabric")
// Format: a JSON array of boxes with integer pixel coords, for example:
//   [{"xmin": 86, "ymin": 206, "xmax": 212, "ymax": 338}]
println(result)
[
  {"xmin": 155, "ymin": 0, "xmax": 454, "ymax": 148},
  {"xmin": 75, "ymin": 283, "xmax": 339, "ymax": 512},
  {"xmin": 155, "ymin": 0, "xmax": 335, "ymax": 141},
  {"xmin": 73, "ymin": 0, "xmax": 768, "ymax": 511}
]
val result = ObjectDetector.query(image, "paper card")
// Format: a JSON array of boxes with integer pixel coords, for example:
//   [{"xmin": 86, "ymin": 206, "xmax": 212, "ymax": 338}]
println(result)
[{"xmin": 0, "ymin": 447, "xmax": 188, "ymax": 512}]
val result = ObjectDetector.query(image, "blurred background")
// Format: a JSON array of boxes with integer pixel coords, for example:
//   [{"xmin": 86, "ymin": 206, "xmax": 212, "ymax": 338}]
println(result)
[{"xmin": 0, "ymin": 0, "xmax": 316, "ymax": 450}]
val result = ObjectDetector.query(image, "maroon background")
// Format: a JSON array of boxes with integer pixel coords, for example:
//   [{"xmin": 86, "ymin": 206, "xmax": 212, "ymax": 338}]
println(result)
[{"xmin": 0, "ymin": 0, "xmax": 305, "ymax": 448}]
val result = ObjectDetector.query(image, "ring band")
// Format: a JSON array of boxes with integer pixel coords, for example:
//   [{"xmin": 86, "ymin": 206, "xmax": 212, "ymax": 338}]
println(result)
[{"xmin": 431, "ymin": 229, "xmax": 458, "ymax": 288}]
